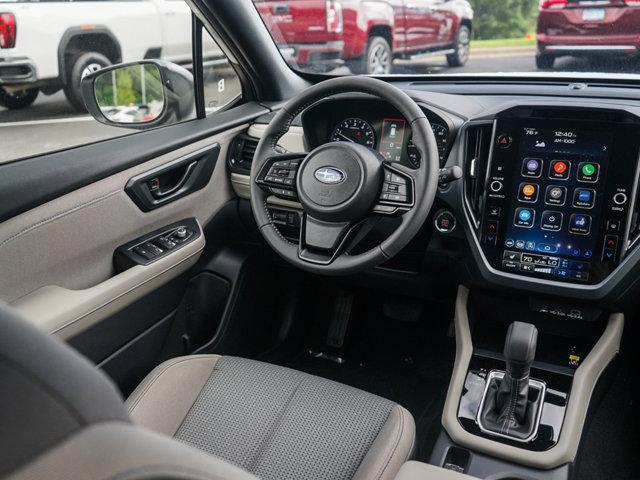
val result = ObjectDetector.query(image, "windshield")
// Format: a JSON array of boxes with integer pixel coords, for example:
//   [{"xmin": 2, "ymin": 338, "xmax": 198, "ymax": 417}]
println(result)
[{"xmin": 253, "ymin": 0, "xmax": 640, "ymax": 78}]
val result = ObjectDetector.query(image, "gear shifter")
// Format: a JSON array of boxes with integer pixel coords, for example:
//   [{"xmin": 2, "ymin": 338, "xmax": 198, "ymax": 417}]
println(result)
[{"xmin": 478, "ymin": 322, "xmax": 545, "ymax": 442}]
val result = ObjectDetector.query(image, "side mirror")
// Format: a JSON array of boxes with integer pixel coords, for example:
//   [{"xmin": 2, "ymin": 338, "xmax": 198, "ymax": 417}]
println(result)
[{"xmin": 80, "ymin": 60, "xmax": 195, "ymax": 130}]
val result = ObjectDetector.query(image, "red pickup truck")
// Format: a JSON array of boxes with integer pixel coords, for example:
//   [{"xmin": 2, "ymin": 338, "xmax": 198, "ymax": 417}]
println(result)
[{"xmin": 255, "ymin": 0, "xmax": 474, "ymax": 74}]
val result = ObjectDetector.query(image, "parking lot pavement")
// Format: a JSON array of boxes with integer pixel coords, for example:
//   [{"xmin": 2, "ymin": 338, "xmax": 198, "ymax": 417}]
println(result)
[{"xmin": 2, "ymin": 47, "xmax": 640, "ymax": 163}]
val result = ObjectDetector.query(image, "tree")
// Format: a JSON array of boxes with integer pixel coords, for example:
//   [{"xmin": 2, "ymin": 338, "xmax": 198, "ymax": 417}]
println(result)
[{"xmin": 468, "ymin": 0, "xmax": 538, "ymax": 40}]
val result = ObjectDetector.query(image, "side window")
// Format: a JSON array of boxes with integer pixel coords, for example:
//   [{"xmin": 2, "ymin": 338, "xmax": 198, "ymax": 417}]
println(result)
[
  {"xmin": 202, "ymin": 29, "xmax": 242, "ymax": 114},
  {"xmin": 0, "ymin": 1, "xmax": 242, "ymax": 164}
]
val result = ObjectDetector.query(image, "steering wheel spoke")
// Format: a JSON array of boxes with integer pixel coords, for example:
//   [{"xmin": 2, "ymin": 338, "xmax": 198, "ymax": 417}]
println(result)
[
  {"xmin": 255, "ymin": 152, "xmax": 306, "ymax": 201},
  {"xmin": 299, "ymin": 214, "xmax": 365, "ymax": 265},
  {"xmin": 373, "ymin": 162, "xmax": 416, "ymax": 215}
]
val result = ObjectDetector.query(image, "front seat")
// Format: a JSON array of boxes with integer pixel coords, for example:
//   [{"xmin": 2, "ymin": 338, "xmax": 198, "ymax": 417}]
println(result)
[{"xmin": 0, "ymin": 303, "xmax": 415, "ymax": 480}]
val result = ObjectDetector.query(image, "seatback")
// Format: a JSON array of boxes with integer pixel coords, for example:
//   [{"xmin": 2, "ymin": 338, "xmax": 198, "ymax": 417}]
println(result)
[
  {"xmin": 0, "ymin": 302, "xmax": 260, "ymax": 480},
  {"xmin": 0, "ymin": 302, "xmax": 129, "ymax": 476}
]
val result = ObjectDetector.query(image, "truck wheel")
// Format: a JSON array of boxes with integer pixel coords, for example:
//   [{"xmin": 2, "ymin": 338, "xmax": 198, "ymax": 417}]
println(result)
[
  {"xmin": 446, "ymin": 25, "xmax": 471, "ymax": 67},
  {"xmin": 63, "ymin": 52, "xmax": 111, "ymax": 112},
  {"xmin": 536, "ymin": 53, "xmax": 555, "ymax": 69},
  {"xmin": 0, "ymin": 87, "xmax": 39, "ymax": 110},
  {"xmin": 348, "ymin": 36, "xmax": 392, "ymax": 75}
]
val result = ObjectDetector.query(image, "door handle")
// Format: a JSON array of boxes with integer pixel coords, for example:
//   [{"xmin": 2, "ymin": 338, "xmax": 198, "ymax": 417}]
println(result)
[
  {"xmin": 150, "ymin": 160, "xmax": 198, "ymax": 199},
  {"xmin": 125, "ymin": 144, "xmax": 220, "ymax": 211}
]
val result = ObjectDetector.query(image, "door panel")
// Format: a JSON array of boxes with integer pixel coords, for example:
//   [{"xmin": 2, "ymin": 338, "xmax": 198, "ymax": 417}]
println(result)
[{"xmin": 0, "ymin": 125, "xmax": 246, "ymax": 339}]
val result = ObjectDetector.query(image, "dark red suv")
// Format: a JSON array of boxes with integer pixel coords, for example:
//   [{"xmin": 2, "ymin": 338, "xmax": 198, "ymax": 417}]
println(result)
[{"xmin": 537, "ymin": 0, "xmax": 640, "ymax": 69}]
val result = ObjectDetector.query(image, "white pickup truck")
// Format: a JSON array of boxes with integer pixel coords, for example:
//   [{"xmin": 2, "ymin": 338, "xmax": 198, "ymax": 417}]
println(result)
[{"xmin": 0, "ymin": 0, "xmax": 199, "ymax": 110}]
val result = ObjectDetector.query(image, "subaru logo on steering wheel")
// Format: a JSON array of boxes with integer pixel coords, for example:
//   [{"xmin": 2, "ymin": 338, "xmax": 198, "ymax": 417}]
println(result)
[{"xmin": 314, "ymin": 167, "xmax": 346, "ymax": 184}]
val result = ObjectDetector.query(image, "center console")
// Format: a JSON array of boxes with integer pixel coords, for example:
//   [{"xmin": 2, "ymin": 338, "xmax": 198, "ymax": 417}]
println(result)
[
  {"xmin": 477, "ymin": 110, "xmax": 640, "ymax": 285},
  {"xmin": 435, "ymin": 286, "xmax": 624, "ymax": 480}
]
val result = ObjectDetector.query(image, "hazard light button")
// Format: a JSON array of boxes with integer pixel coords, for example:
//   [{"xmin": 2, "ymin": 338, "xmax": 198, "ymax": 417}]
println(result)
[{"xmin": 497, "ymin": 134, "xmax": 512, "ymax": 149}]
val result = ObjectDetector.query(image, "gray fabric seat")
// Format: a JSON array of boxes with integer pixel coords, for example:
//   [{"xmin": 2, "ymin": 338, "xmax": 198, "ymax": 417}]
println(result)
[
  {"xmin": 0, "ymin": 301, "xmax": 416, "ymax": 480},
  {"xmin": 127, "ymin": 354, "xmax": 416, "ymax": 480}
]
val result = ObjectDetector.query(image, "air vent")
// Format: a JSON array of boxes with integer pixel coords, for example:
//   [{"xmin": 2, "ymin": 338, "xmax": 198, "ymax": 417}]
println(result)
[
  {"xmin": 227, "ymin": 134, "xmax": 259, "ymax": 174},
  {"xmin": 463, "ymin": 123, "xmax": 494, "ymax": 228}
]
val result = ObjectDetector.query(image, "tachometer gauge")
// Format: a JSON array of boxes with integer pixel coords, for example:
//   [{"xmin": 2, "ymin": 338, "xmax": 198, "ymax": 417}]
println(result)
[
  {"xmin": 330, "ymin": 118, "xmax": 376, "ymax": 148},
  {"xmin": 406, "ymin": 123, "xmax": 449, "ymax": 168}
]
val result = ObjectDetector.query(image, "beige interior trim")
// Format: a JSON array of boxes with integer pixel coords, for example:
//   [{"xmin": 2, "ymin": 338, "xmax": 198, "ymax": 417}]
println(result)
[
  {"xmin": 442, "ymin": 285, "xmax": 624, "ymax": 469},
  {"xmin": 394, "ymin": 461, "xmax": 477, "ymax": 480},
  {"xmin": 12, "ymin": 231, "xmax": 204, "ymax": 340},
  {"xmin": 248, "ymin": 123, "xmax": 306, "ymax": 153},
  {"xmin": 231, "ymin": 172, "xmax": 251, "ymax": 199}
]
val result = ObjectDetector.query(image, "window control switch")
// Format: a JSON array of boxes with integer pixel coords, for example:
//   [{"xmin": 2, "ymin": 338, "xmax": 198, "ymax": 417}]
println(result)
[
  {"xmin": 143, "ymin": 242, "xmax": 163, "ymax": 256},
  {"xmin": 133, "ymin": 246, "xmax": 156, "ymax": 260},
  {"xmin": 155, "ymin": 236, "xmax": 177, "ymax": 250}
]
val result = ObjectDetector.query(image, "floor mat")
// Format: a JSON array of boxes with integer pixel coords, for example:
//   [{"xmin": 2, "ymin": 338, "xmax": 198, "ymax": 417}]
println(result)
[
  {"xmin": 574, "ymin": 361, "xmax": 640, "ymax": 480},
  {"xmin": 259, "ymin": 285, "xmax": 456, "ymax": 461}
]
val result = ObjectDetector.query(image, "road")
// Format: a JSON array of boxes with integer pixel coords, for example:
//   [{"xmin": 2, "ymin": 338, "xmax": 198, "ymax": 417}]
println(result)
[{"xmin": 2, "ymin": 47, "xmax": 639, "ymax": 163}]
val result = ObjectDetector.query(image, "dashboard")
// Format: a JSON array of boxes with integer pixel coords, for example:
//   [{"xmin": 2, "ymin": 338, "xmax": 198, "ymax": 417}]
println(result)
[{"xmin": 243, "ymin": 84, "xmax": 640, "ymax": 302}]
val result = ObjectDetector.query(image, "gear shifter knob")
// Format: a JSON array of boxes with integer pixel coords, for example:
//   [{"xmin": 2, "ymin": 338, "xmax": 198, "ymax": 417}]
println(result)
[{"xmin": 504, "ymin": 321, "xmax": 538, "ymax": 380}]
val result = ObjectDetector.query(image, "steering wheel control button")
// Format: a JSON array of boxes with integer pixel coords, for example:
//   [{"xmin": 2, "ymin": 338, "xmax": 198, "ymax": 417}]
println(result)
[
  {"xmin": 577, "ymin": 162, "xmax": 600, "ymax": 183},
  {"xmin": 544, "ymin": 185, "xmax": 567, "ymax": 206},
  {"xmin": 549, "ymin": 160, "xmax": 570, "ymax": 180},
  {"xmin": 518, "ymin": 183, "xmax": 539, "ymax": 203},
  {"xmin": 522, "ymin": 158, "xmax": 543, "ymax": 178},
  {"xmin": 497, "ymin": 134, "xmax": 512, "ymax": 149},
  {"xmin": 541, "ymin": 211, "xmax": 563, "ymax": 231},
  {"xmin": 613, "ymin": 192, "xmax": 628, "ymax": 205},
  {"xmin": 569, "ymin": 213, "xmax": 592, "ymax": 235},
  {"xmin": 490, "ymin": 180, "xmax": 503, "ymax": 193},
  {"xmin": 573, "ymin": 188, "xmax": 596, "ymax": 209},
  {"xmin": 514, "ymin": 207, "xmax": 535, "ymax": 228},
  {"xmin": 435, "ymin": 211, "xmax": 456, "ymax": 233}
]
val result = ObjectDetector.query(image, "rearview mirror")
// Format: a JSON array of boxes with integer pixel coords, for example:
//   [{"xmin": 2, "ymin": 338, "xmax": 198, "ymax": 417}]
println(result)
[{"xmin": 81, "ymin": 60, "xmax": 195, "ymax": 129}]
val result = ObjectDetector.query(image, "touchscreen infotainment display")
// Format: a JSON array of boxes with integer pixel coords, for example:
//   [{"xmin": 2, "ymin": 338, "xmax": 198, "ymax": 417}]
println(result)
[
  {"xmin": 500, "ymin": 126, "xmax": 612, "ymax": 280},
  {"xmin": 480, "ymin": 115, "xmax": 638, "ymax": 285}
]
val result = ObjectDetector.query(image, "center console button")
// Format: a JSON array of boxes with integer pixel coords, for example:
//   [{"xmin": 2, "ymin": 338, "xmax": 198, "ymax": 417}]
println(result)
[
  {"xmin": 487, "ymin": 205, "xmax": 501, "ymax": 217},
  {"xmin": 434, "ymin": 210, "xmax": 456, "ymax": 233},
  {"xmin": 490, "ymin": 180, "xmax": 503, "ymax": 193},
  {"xmin": 607, "ymin": 219, "xmax": 622, "ymax": 232},
  {"xmin": 604, "ymin": 235, "xmax": 618, "ymax": 249},
  {"xmin": 613, "ymin": 192, "xmax": 627, "ymax": 205},
  {"xmin": 497, "ymin": 134, "xmax": 512, "ymax": 148}
]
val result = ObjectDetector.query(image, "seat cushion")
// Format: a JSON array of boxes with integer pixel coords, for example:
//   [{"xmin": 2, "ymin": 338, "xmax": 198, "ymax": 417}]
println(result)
[{"xmin": 127, "ymin": 355, "xmax": 415, "ymax": 480}]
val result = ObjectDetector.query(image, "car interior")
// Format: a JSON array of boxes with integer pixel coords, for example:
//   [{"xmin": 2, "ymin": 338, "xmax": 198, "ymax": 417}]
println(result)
[{"xmin": 1, "ymin": 1, "xmax": 639, "ymax": 480}]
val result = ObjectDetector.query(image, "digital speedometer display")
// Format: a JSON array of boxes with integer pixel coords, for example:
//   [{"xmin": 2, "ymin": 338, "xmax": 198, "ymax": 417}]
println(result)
[{"xmin": 330, "ymin": 118, "xmax": 375, "ymax": 148}]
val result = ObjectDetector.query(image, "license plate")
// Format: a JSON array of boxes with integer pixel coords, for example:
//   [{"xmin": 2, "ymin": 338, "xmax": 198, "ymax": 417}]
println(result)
[{"xmin": 582, "ymin": 8, "xmax": 605, "ymax": 21}]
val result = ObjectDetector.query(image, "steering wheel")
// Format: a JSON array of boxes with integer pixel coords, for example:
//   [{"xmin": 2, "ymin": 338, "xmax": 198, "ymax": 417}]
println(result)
[{"xmin": 250, "ymin": 76, "xmax": 439, "ymax": 275}]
